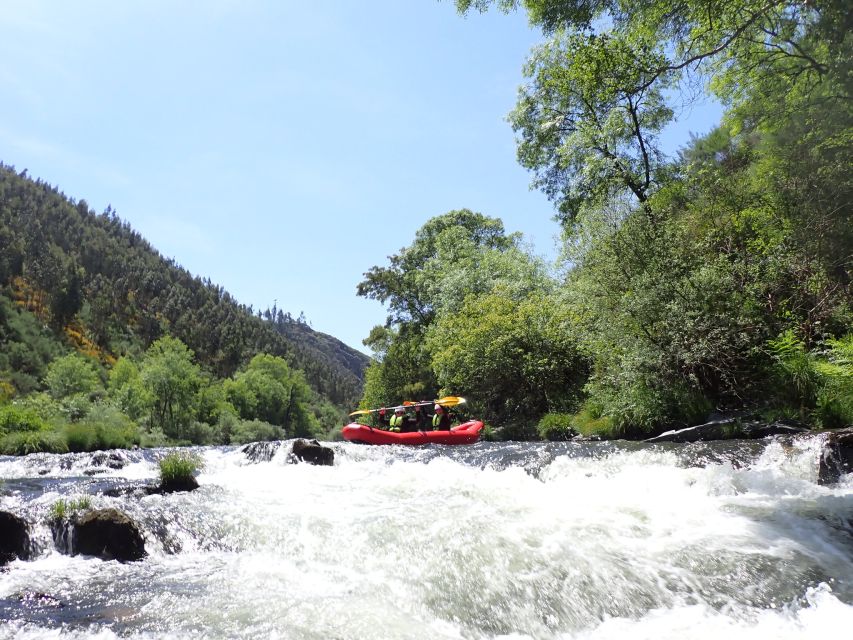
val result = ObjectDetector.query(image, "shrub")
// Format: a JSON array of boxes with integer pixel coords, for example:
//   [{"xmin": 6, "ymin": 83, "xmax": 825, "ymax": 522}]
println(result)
[
  {"xmin": 0, "ymin": 405, "xmax": 49, "ymax": 435},
  {"xmin": 158, "ymin": 451, "xmax": 204, "ymax": 486},
  {"xmin": 1, "ymin": 430, "xmax": 68, "ymax": 455},
  {"xmin": 537, "ymin": 413, "xmax": 577, "ymax": 441},
  {"xmin": 185, "ymin": 421, "xmax": 220, "ymax": 446},
  {"xmin": 229, "ymin": 419, "xmax": 283, "ymax": 445},
  {"xmin": 570, "ymin": 402, "xmax": 617, "ymax": 438},
  {"xmin": 65, "ymin": 404, "xmax": 140, "ymax": 452},
  {"xmin": 65, "ymin": 423, "xmax": 96, "ymax": 452},
  {"xmin": 59, "ymin": 392, "xmax": 93, "ymax": 422}
]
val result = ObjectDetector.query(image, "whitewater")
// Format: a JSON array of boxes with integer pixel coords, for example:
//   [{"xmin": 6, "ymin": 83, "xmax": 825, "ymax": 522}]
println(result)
[{"xmin": 1, "ymin": 436, "xmax": 852, "ymax": 639}]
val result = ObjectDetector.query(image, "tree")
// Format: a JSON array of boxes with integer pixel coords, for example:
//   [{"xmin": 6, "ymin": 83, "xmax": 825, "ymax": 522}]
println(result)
[
  {"xmin": 45, "ymin": 353, "xmax": 101, "ymax": 400},
  {"xmin": 458, "ymin": 1, "xmax": 848, "ymax": 226},
  {"xmin": 108, "ymin": 357, "xmax": 148, "ymax": 421},
  {"xmin": 140, "ymin": 336, "xmax": 201, "ymax": 440},
  {"xmin": 357, "ymin": 209, "xmax": 515, "ymax": 327},
  {"xmin": 225, "ymin": 353, "xmax": 320, "ymax": 438},
  {"xmin": 427, "ymin": 290, "xmax": 587, "ymax": 428},
  {"xmin": 356, "ymin": 209, "xmax": 550, "ymax": 409}
]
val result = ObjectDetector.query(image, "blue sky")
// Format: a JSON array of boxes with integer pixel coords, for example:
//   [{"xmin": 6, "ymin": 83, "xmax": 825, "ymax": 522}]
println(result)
[{"xmin": 0, "ymin": 1, "xmax": 722, "ymax": 354}]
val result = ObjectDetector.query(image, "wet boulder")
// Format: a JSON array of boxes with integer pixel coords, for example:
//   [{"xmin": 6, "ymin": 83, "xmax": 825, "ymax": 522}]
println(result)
[
  {"xmin": 818, "ymin": 427, "xmax": 853, "ymax": 485},
  {"xmin": 89, "ymin": 451, "xmax": 128, "ymax": 470},
  {"xmin": 241, "ymin": 441, "xmax": 282, "ymax": 463},
  {"xmin": 71, "ymin": 508, "xmax": 147, "ymax": 562},
  {"xmin": 157, "ymin": 475, "xmax": 199, "ymax": 494},
  {"xmin": 0, "ymin": 511, "xmax": 31, "ymax": 566},
  {"xmin": 290, "ymin": 439, "xmax": 334, "ymax": 466}
]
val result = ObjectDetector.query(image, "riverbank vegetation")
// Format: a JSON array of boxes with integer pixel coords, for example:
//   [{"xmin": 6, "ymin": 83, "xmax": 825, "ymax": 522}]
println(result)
[
  {"xmin": 357, "ymin": 0, "xmax": 852, "ymax": 438},
  {"xmin": 0, "ymin": 327, "xmax": 339, "ymax": 454}
]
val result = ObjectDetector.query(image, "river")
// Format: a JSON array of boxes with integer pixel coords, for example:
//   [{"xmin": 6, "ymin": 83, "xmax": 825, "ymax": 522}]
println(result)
[{"xmin": 1, "ymin": 436, "xmax": 852, "ymax": 638}]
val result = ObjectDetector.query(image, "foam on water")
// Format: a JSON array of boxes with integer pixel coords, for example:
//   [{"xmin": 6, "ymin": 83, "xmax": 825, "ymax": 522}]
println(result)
[{"xmin": 0, "ymin": 436, "xmax": 851, "ymax": 639}]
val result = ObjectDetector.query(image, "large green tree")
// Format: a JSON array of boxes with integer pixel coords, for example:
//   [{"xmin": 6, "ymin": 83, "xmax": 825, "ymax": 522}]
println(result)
[{"xmin": 140, "ymin": 336, "xmax": 201, "ymax": 440}]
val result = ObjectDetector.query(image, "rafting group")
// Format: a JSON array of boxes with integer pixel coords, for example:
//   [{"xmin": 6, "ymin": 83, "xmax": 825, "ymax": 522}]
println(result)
[{"xmin": 341, "ymin": 396, "xmax": 485, "ymax": 446}]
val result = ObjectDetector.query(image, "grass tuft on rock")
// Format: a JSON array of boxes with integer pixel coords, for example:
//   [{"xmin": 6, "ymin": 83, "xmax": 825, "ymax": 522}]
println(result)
[
  {"xmin": 50, "ymin": 496, "xmax": 92, "ymax": 520},
  {"xmin": 158, "ymin": 451, "xmax": 204, "ymax": 489}
]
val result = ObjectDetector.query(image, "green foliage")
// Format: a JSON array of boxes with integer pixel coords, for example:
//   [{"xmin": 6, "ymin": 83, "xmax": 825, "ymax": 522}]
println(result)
[
  {"xmin": 0, "ymin": 429, "xmax": 68, "ymax": 455},
  {"xmin": 66, "ymin": 404, "xmax": 140, "ymax": 452},
  {"xmin": 158, "ymin": 451, "xmax": 204, "ymax": 486},
  {"xmin": 140, "ymin": 336, "xmax": 201, "ymax": 441},
  {"xmin": 225, "ymin": 353, "xmax": 320, "ymax": 438},
  {"xmin": 45, "ymin": 353, "xmax": 101, "ymax": 400},
  {"xmin": 536, "ymin": 413, "xmax": 576, "ymax": 441},
  {"xmin": 568, "ymin": 402, "xmax": 616, "ymax": 439},
  {"xmin": 428, "ymin": 290, "xmax": 587, "ymax": 424},
  {"xmin": 0, "ymin": 404, "xmax": 49, "ymax": 435},
  {"xmin": 0, "ymin": 296, "xmax": 66, "ymax": 393},
  {"xmin": 108, "ymin": 357, "xmax": 148, "ymax": 420},
  {"xmin": 229, "ymin": 419, "xmax": 284, "ymax": 445},
  {"xmin": 50, "ymin": 496, "xmax": 92, "ymax": 520}
]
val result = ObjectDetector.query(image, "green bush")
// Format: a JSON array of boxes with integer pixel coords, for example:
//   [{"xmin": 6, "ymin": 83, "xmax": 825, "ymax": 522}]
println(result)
[
  {"xmin": 537, "ymin": 413, "xmax": 577, "ymax": 441},
  {"xmin": 65, "ymin": 404, "xmax": 140, "ymax": 452},
  {"xmin": 570, "ymin": 402, "xmax": 617, "ymax": 438},
  {"xmin": 0, "ymin": 404, "xmax": 49, "ymax": 435},
  {"xmin": 814, "ymin": 391, "xmax": 853, "ymax": 429},
  {"xmin": 65, "ymin": 423, "xmax": 96, "ymax": 452},
  {"xmin": 158, "ymin": 451, "xmax": 204, "ymax": 486},
  {"xmin": 229, "ymin": 419, "xmax": 283, "ymax": 445},
  {"xmin": 584, "ymin": 379, "xmax": 711, "ymax": 438},
  {"xmin": 59, "ymin": 392, "xmax": 94, "ymax": 422},
  {"xmin": 1, "ymin": 430, "xmax": 68, "ymax": 455},
  {"xmin": 185, "ymin": 421, "xmax": 220, "ymax": 446}
]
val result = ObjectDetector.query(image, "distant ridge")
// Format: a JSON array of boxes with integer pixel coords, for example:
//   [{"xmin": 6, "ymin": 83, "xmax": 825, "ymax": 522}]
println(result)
[{"xmin": 0, "ymin": 163, "xmax": 369, "ymax": 406}]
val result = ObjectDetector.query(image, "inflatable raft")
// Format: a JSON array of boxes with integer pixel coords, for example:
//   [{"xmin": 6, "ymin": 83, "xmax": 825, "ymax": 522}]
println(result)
[{"xmin": 341, "ymin": 420, "xmax": 484, "ymax": 445}]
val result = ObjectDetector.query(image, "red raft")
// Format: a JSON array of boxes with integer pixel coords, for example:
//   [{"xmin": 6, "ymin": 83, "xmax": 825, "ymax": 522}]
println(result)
[{"xmin": 341, "ymin": 420, "xmax": 485, "ymax": 445}]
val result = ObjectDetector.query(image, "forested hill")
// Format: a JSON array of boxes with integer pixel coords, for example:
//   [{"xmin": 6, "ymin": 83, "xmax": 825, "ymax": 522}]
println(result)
[{"xmin": 0, "ymin": 163, "xmax": 368, "ymax": 406}]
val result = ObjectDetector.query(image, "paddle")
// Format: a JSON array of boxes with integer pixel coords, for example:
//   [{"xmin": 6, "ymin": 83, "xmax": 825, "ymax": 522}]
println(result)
[{"xmin": 348, "ymin": 396, "xmax": 466, "ymax": 417}]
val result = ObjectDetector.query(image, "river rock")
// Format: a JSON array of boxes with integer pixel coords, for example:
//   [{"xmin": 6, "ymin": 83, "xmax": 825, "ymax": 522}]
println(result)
[
  {"xmin": 241, "ymin": 441, "xmax": 282, "ymax": 463},
  {"xmin": 157, "ymin": 475, "xmax": 200, "ymax": 493},
  {"xmin": 89, "ymin": 451, "xmax": 128, "ymax": 470},
  {"xmin": 289, "ymin": 439, "xmax": 334, "ymax": 466},
  {"xmin": 70, "ymin": 508, "xmax": 147, "ymax": 562},
  {"xmin": 0, "ymin": 511, "xmax": 31, "ymax": 566},
  {"xmin": 818, "ymin": 427, "xmax": 853, "ymax": 485},
  {"xmin": 645, "ymin": 418, "xmax": 809, "ymax": 443}
]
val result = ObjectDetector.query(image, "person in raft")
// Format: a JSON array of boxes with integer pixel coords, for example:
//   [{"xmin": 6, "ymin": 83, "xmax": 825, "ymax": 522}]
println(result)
[
  {"xmin": 388, "ymin": 406, "xmax": 406, "ymax": 432},
  {"xmin": 432, "ymin": 404, "xmax": 452, "ymax": 431},
  {"xmin": 376, "ymin": 408, "xmax": 389, "ymax": 429}
]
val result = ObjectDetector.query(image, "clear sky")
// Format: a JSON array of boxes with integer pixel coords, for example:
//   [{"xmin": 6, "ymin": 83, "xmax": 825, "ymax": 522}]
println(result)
[{"xmin": 0, "ymin": 1, "xmax": 722, "ymax": 354}]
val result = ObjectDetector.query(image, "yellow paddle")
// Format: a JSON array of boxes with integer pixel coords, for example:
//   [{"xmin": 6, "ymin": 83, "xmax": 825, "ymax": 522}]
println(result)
[{"xmin": 348, "ymin": 396, "xmax": 466, "ymax": 417}]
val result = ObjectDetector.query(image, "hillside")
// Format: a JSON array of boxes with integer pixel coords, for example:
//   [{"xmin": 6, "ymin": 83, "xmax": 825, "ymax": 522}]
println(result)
[{"xmin": 0, "ymin": 163, "xmax": 368, "ymax": 407}]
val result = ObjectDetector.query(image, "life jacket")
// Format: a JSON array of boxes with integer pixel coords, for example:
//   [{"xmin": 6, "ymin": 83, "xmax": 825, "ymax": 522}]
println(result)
[
  {"xmin": 432, "ymin": 413, "xmax": 442, "ymax": 428},
  {"xmin": 390, "ymin": 414, "xmax": 404, "ymax": 428}
]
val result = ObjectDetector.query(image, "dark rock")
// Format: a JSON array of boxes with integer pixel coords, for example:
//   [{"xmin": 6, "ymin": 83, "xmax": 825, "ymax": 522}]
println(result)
[
  {"xmin": 818, "ymin": 427, "xmax": 853, "ymax": 485},
  {"xmin": 645, "ymin": 419, "xmax": 809, "ymax": 443},
  {"xmin": 156, "ymin": 476, "xmax": 199, "ymax": 493},
  {"xmin": 89, "ymin": 451, "xmax": 128, "ymax": 470},
  {"xmin": 290, "ymin": 439, "xmax": 334, "ymax": 466},
  {"xmin": 0, "ymin": 511, "xmax": 31, "ymax": 565},
  {"xmin": 69, "ymin": 508, "xmax": 146, "ymax": 562},
  {"xmin": 241, "ymin": 441, "xmax": 282, "ymax": 463}
]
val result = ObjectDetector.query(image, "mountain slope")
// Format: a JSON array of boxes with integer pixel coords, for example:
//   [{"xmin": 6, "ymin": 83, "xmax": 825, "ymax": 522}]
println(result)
[{"xmin": 0, "ymin": 163, "xmax": 368, "ymax": 407}]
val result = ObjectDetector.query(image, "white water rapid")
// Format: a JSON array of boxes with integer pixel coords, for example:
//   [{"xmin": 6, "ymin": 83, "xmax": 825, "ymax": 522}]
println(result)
[{"xmin": 1, "ymin": 437, "xmax": 852, "ymax": 639}]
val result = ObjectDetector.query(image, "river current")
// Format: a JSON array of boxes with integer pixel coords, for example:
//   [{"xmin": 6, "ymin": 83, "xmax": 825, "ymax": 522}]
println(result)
[{"xmin": 1, "ymin": 436, "xmax": 851, "ymax": 639}]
